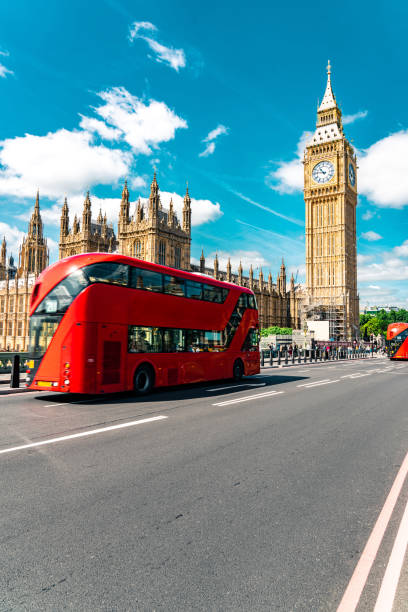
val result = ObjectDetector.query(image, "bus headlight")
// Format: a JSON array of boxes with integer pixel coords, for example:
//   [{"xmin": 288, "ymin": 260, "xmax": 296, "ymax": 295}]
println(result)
[{"xmin": 64, "ymin": 379, "xmax": 70, "ymax": 385}]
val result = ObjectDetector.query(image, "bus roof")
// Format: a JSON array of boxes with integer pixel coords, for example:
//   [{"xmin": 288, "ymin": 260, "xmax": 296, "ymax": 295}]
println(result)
[
  {"xmin": 30, "ymin": 252, "xmax": 255, "ymax": 314},
  {"xmin": 387, "ymin": 322, "xmax": 408, "ymax": 339}
]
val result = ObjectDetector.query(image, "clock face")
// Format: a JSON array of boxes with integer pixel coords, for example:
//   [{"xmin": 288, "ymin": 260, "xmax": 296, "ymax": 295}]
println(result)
[
  {"xmin": 312, "ymin": 161, "xmax": 335, "ymax": 184},
  {"xmin": 348, "ymin": 163, "xmax": 356, "ymax": 186}
]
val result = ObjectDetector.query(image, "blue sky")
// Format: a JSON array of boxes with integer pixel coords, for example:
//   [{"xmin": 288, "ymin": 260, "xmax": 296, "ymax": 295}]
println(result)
[{"xmin": 0, "ymin": 0, "xmax": 407, "ymax": 308}]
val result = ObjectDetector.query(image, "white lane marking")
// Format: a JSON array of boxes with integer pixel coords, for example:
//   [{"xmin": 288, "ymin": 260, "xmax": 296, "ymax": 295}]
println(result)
[
  {"xmin": 297, "ymin": 379, "xmax": 340, "ymax": 388},
  {"xmin": 0, "ymin": 415, "xmax": 168, "ymax": 456},
  {"xmin": 337, "ymin": 450, "xmax": 408, "ymax": 612},
  {"xmin": 213, "ymin": 390, "xmax": 283, "ymax": 406},
  {"xmin": 44, "ymin": 397, "xmax": 104, "ymax": 408},
  {"xmin": 374, "ymin": 497, "xmax": 408, "ymax": 612},
  {"xmin": 297, "ymin": 379, "xmax": 330, "ymax": 387},
  {"xmin": 206, "ymin": 383, "xmax": 266, "ymax": 392}
]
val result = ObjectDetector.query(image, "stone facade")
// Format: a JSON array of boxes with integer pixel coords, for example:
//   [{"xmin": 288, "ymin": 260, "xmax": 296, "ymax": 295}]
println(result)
[
  {"xmin": 59, "ymin": 193, "xmax": 116, "ymax": 258},
  {"xmin": 302, "ymin": 62, "xmax": 359, "ymax": 340},
  {"xmin": 0, "ymin": 193, "xmax": 48, "ymax": 351},
  {"xmin": 117, "ymin": 174, "xmax": 191, "ymax": 270},
  {"xmin": 191, "ymin": 255, "xmax": 299, "ymax": 330}
]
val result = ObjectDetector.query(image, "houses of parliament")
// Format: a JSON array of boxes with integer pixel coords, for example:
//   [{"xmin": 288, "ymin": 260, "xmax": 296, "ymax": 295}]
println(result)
[{"xmin": 0, "ymin": 62, "xmax": 359, "ymax": 351}]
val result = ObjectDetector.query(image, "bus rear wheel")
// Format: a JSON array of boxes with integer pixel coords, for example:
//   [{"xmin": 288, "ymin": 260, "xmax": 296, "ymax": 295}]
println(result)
[
  {"xmin": 133, "ymin": 364, "xmax": 154, "ymax": 395},
  {"xmin": 232, "ymin": 359, "xmax": 244, "ymax": 381}
]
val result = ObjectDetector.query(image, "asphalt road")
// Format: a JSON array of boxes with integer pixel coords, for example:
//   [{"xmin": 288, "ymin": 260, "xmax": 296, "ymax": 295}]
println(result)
[{"xmin": 0, "ymin": 357, "xmax": 407, "ymax": 611}]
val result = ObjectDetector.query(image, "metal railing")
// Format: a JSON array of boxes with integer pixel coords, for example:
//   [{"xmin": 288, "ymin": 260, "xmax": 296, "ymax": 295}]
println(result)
[{"xmin": 260, "ymin": 346, "xmax": 375, "ymax": 367}]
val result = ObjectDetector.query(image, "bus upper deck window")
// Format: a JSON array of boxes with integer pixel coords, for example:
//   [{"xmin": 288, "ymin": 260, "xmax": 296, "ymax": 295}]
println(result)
[
  {"xmin": 164, "ymin": 275, "xmax": 185, "ymax": 297},
  {"xmin": 203, "ymin": 284, "xmax": 222, "ymax": 303},
  {"xmin": 185, "ymin": 280, "xmax": 203, "ymax": 300},
  {"xmin": 130, "ymin": 267, "xmax": 163, "ymax": 292},
  {"xmin": 85, "ymin": 262, "xmax": 129, "ymax": 286}
]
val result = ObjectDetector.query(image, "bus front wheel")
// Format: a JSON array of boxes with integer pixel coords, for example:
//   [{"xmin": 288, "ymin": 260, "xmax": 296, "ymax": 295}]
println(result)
[
  {"xmin": 133, "ymin": 364, "xmax": 155, "ymax": 395},
  {"xmin": 232, "ymin": 359, "xmax": 244, "ymax": 381}
]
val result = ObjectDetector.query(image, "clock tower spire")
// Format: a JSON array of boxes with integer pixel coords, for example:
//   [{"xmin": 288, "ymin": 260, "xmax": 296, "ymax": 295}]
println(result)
[{"xmin": 303, "ymin": 61, "xmax": 359, "ymax": 341}]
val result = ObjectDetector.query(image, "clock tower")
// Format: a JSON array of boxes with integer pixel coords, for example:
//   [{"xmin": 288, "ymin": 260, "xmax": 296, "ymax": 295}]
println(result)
[{"xmin": 303, "ymin": 61, "xmax": 359, "ymax": 340}]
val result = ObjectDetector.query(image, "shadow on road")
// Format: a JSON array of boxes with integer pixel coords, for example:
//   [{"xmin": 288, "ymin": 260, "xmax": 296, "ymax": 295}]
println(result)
[{"xmin": 34, "ymin": 374, "xmax": 309, "ymax": 407}]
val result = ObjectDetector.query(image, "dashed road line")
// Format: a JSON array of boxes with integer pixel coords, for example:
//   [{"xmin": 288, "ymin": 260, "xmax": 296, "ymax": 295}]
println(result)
[
  {"xmin": 298, "ymin": 379, "xmax": 341, "ymax": 388},
  {"xmin": 205, "ymin": 383, "xmax": 266, "ymax": 392},
  {"xmin": 297, "ymin": 379, "xmax": 330, "ymax": 387},
  {"xmin": 213, "ymin": 390, "xmax": 284, "ymax": 406}
]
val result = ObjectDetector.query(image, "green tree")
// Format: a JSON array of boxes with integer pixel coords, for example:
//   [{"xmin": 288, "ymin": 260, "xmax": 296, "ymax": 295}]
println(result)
[{"xmin": 260, "ymin": 326, "xmax": 292, "ymax": 337}]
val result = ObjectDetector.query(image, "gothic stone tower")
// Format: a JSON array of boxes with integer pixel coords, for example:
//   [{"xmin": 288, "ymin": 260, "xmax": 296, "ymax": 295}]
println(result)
[
  {"xmin": 0, "ymin": 193, "xmax": 48, "ymax": 351},
  {"xmin": 18, "ymin": 190, "xmax": 49, "ymax": 276},
  {"xmin": 117, "ymin": 174, "xmax": 191, "ymax": 270},
  {"xmin": 303, "ymin": 61, "xmax": 359, "ymax": 340},
  {"xmin": 59, "ymin": 193, "xmax": 116, "ymax": 258}
]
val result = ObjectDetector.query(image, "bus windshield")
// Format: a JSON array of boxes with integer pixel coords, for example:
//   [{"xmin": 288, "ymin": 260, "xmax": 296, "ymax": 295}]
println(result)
[
  {"xmin": 386, "ymin": 327, "xmax": 408, "ymax": 357},
  {"xmin": 28, "ymin": 315, "xmax": 62, "ymax": 357}
]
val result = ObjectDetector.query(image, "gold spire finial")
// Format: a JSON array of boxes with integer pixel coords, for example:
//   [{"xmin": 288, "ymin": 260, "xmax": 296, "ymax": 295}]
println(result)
[{"xmin": 327, "ymin": 59, "xmax": 331, "ymax": 75}]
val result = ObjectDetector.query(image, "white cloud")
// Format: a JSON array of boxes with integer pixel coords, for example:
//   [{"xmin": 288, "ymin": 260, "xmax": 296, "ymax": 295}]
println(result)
[
  {"xmin": 358, "ymin": 257, "xmax": 408, "ymax": 281},
  {"xmin": 204, "ymin": 125, "xmax": 229, "ymax": 142},
  {"xmin": 0, "ymin": 86, "xmax": 187, "ymax": 201},
  {"xmin": 0, "ymin": 63, "xmax": 13, "ymax": 78},
  {"xmin": 79, "ymin": 116, "xmax": 121, "ymax": 140},
  {"xmin": 93, "ymin": 87, "xmax": 187, "ymax": 154},
  {"xmin": 267, "ymin": 131, "xmax": 312, "ymax": 194},
  {"xmin": 362, "ymin": 210, "xmax": 374, "ymax": 220},
  {"xmin": 368, "ymin": 285, "xmax": 381, "ymax": 290},
  {"xmin": 199, "ymin": 124, "xmax": 229, "ymax": 158},
  {"xmin": 129, "ymin": 21, "xmax": 186, "ymax": 71},
  {"xmin": 199, "ymin": 142, "xmax": 215, "ymax": 158},
  {"xmin": 394, "ymin": 240, "xmax": 408, "ymax": 257},
  {"xmin": 0, "ymin": 129, "xmax": 131, "ymax": 199},
  {"xmin": 148, "ymin": 190, "xmax": 222, "ymax": 226},
  {"xmin": 0, "ymin": 49, "xmax": 12, "ymax": 78},
  {"xmin": 358, "ymin": 131, "xmax": 408, "ymax": 208},
  {"xmin": 361, "ymin": 231, "xmax": 382, "ymax": 241},
  {"xmin": 0, "ymin": 222, "xmax": 26, "ymax": 258},
  {"xmin": 357, "ymin": 253, "xmax": 374, "ymax": 265},
  {"xmin": 343, "ymin": 110, "xmax": 368, "ymax": 125}
]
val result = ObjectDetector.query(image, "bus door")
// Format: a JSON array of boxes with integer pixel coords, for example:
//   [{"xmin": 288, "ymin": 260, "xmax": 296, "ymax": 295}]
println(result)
[{"xmin": 98, "ymin": 323, "xmax": 127, "ymax": 393}]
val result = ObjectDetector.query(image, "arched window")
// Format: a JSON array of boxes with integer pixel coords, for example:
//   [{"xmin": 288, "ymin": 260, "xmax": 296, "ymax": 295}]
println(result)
[
  {"xmin": 174, "ymin": 246, "xmax": 181, "ymax": 269},
  {"xmin": 133, "ymin": 240, "xmax": 142, "ymax": 258},
  {"xmin": 159, "ymin": 241, "xmax": 166, "ymax": 266}
]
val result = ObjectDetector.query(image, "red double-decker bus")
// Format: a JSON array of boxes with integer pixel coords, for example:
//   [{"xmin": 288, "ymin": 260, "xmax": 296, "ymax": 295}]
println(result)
[
  {"xmin": 26, "ymin": 253, "xmax": 260, "ymax": 394},
  {"xmin": 386, "ymin": 322, "xmax": 408, "ymax": 360}
]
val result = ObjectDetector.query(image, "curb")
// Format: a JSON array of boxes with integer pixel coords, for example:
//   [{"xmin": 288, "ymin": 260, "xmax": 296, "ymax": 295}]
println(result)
[
  {"xmin": 260, "ymin": 357, "xmax": 386, "ymax": 369},
  {"xmin": 0, "ymin": 387, "xmax": 33, "ymax": 396}
]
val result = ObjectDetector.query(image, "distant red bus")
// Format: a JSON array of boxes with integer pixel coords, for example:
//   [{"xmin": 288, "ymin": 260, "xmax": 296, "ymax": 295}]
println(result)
[
  {"xmin": 386, "ymin": 322, "xmax": 408, "ymax": 360},
  {"xmin": 26, "ymin": 253, "xmax": 260, "ymax": 394}
]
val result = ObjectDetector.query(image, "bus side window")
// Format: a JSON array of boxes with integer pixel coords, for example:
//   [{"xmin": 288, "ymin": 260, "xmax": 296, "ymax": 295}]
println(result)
[
  {"xmin": 128, "ymin": 326, "xmax": 162, "ymax": 352},
  {"xmin": 85, "ymin": 263, "xmax": 129, "ymax": 286},
  {"xmin": 248, "ymin": 294, "xmax": 257, "ymax": 309},
  {"xmin": 130, "ymin": 268, "xmax": 163, "ymax": 292},
  {"xmin": 241, "ymin": 328, "xmax": 259, "ymax": 352},
  {"xmin": 164, "ymin": 275, "xmax": 185, "ymax": 297},
  {"xmin": 203, "ymin": 284, "xmax": 222, "ymax": 303},
  {"xmin": 185, "ymin": 280, "xmax": 203, "ymax": 300},
  {"xmin": 238, "ymin": 293, "xmax": 248, "ymax": 309},
  {"xmin": 163, "ymin": 328, "xmax": 185, "ymax": 352}
]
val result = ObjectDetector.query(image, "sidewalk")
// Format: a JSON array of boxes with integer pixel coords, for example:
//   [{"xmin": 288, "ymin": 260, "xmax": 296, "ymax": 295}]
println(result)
[
  {"xmin": 0, "ymin": 385, "xmax": 33, "ymax": 395},
  {"xmin": 0, "ymin": 372, "xmax": 33, "ymax": 394}
]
